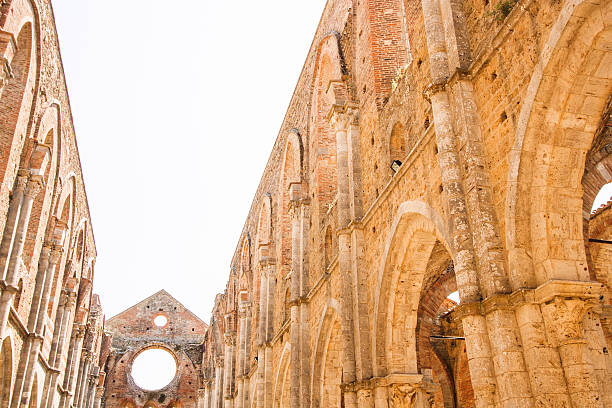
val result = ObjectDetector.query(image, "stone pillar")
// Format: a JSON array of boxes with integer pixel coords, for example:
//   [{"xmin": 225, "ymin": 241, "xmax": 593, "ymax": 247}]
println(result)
[
  {"xmin": 17, "ymin": 243, "xmax": 63, "ymax": 408},
  {"xmin": 236, "ymin": 301, "xmax": 250, "ymax": 408},
  {"xmin": 287, "ymin": 183, "xmax": 303, "ymax": 408},
  {"xmin": 0, "ymin": 174, "xmax": 44, "ymax": 335},
  {"xmin": 330, "ymin": 106, "xmax": 359, "ymax": 408},
  {"xmin": 198, "ymin": 380, "xmax": 213, "ymax": 408},
  {"xmin": 59, "ymin": 324, "xmax": 86, "ymax": 408},
  {"xmin": 223, "ymin": 332, "xmax": 235, "ymax": 408},
  {"xmin": 255, "ymin": 260, "xmax": 267, "ymax": 408},
  {"xmin": 538, "ymin": 281, "xmax": 609, "ymax": 407},
  {"xmin": 214, "ymin": 356, "xmax": 224, "ymax": 408},
  {"xmin": 259, "ymin": 260, "xmax": 275, "ymax": 408},
  {"xmin": 77, "ymin": 357, "xmax": 92, "ymax": 408},
  {"xmin": 93, "ymin": 386, "xmax": 104, "ymax": 408},
  {"xmin": 42, "ymin": 291, "xmax": 76, "ymax": 408},
  {"xmin": 84, "ymin": 371, "xmax": 97, "ymax": 408},
  {"xmin": 0, "ymin": 170, "xmax": 27, "ymax": 277},
  {"xmin": 198, "ymin": 388, "xmax": 206, "ymax": 408}
]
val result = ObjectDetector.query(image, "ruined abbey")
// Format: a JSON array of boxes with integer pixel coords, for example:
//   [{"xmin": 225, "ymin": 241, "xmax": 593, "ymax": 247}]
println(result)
[{"xmin": 0, "ymin": 0, "xmax": 611, "ymax": 407}]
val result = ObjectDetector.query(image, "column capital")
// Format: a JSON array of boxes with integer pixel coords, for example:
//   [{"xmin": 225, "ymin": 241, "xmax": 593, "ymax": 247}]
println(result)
[
  {"xmin": 389, "ymin": 380, "xmax": 438, "ymax": 408},
  {"xmin": 49, "ymin": 246, "xmax": 63, "ymax": 264},
  {"xmin": 224, "ymin": 332, "xmax": 236, "ymax": 346},
  {"xmin": 14, "ymin": 171, "xmax": 29, "ymax": 194},
  {"xmin": 24, "ymin": 175, "xmax": 44, "ymax": 199},
  {"xmin": 542, "ymin": 296, "xmax": 600, "ymax": 347},
  {"xmin": 238, "ymin": 302, "xmax": 251, "ymax": 318},
  {"xmin": 328, "ymin": 102, "xmax": 359, "ymax": 130}
]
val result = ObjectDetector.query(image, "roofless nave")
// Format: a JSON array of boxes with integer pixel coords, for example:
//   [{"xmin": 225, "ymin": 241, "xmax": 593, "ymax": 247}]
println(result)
[{"xmin": 0, "ymin": 0, "xmax": 611, "ymax": 407}]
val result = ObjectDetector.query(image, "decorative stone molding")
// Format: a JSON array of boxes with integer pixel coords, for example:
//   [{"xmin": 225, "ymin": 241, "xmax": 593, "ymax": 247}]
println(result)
[
  {"xmin": 422, "ymin": 82, "xmax": 447, "ymax": 103},
  {"xmin": 454, "ymin": 301, "xmax": 484, "ymax": 319},
  {"xmin": 224, "ymin": 332, "xmax": 236, "ymax": 346},
  {"xmin": 24, "ymin": 175, "xmax": 45, "ymax": 199},
  {"xmin": 542, "ymin": 297, "xmax": 600, "ymax": 347},
  {"xmin": 535, "ymin": 280, "xmax": 604, "ymax": 347},
  {"xmin": 49, "ymin": 246, "xmax": 63, "ymax": 264},
  {"xmin": 238, "ymin": 302, "xmax": 251, "ymax": 318},
  {"xmin": 390, "ymin": 382, "xmax": 436, "ymax": 408},
  {"xmin": 14, "ymin": 172, "xmax": 29, "ymax": 194},
  {"xmin": 328, "ymin": 102, "xmax": 359, "ymax": 130}
]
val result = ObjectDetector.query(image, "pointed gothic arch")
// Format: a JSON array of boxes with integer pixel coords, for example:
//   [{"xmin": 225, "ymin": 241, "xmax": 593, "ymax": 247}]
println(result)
[{"xmin": 505, "ymin": 0, "xmax": 612, "ymax": 288}]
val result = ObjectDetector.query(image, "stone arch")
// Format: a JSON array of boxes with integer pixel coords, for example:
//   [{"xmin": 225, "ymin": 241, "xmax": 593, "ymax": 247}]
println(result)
[
  {"xmin": 372, "ymin": 201, "xmax": 474, "ymax": 405},
  {"xmin": 0, "ymin": 336, "xmax": 13, "ymax": 408},
  {"xmin": 46, "ymin": 176, "xmax": 74, "ymax": 315},
  {"xmin": 272, "ymin": 342, "xmax": 291, "ymax": 408},
  {"xmin": 505, "ymin": 0, "xmax": 612, "ymax": 288},
  {"xmin": 372, "ymin": 200, "xmax": 451, "ymax": 376},
  {"xmin": 239, "ymin": 235, "xmax": 252, "ymax": 294},
  {"xmin": 310, "ymin": 33, "xmax": 344, "ymax": 223},
  {"xmin": 0, "ymin": 15, "xmax": 37, "ymax": 198},
  {"xmin": 278, "ymin": 130, "xmax": 303, "ymax": 278},
  {"xmin": 310, "ymin": 299, "xmax": 342, "ymax": 408},
  {"xmin": 23, "ymin": 103, "xmax": 61, "ymax": 266},
  {"xmin": 256, "ymin": 194, "xmax": 273, "ymax": 252}
]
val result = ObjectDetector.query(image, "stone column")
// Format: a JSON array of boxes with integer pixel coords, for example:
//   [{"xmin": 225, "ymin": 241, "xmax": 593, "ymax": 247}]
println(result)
[
  {"xmin": 16, "ymin": 243, "xmax": 63, "ymax": 408},
  {"xmin": 297, "ymin": 202, "xmax": 310, "ymax": 408},
  {"xmin": 255, "ymin": 259, "xmax": 267, "ymax": 408},
  {"xmin": 236, "ymin": 301, "xmax": 250, "ymax": 408},
  {"xmin": 93, "ymin": 386, "xmax": 104, "ymax": 408},
  {"xmin": 0, "ymin": 170, "xmax": 26, "ymax": 278},
  {"xmin": 76, "ymin": 357, "xmax": 92, "ymax": 408},
  {"xmin": 262, "ymin": 261, "xmax": 275, "ymax": 408},
  {"xmin": 538, "ymin": 281, "xmax": 609, "ymax": 407},
  {"xmin": 42, "ymin": 291, "xmax": 76, "ymax": 408},
  {"xmin": 202, "ymin": 384, "xmax": 210, "ymax": 408},
  {"xmin": 0, "ymin": 174, "xmax": 44, "ymax": 335},
  {"xmin": 59, "ymin": 324, "xmax": 86, "ymax": 408},
  {"xmin": 84, "ymin": 370, "xmax": 97, "ymax": 408},
  {"xmin": 196, "ymin": 388, "xmax": 205, "ymax": 408},
  {"xmin": 330, "ymin": 106, "xmax": 359, "ymax": 408},
  {"xmin": 223, "ymin": 332, "xmax": 235, "ymax": 408},
  {"xmin": 287, "ymin": 184, "xmax": 302, "ymax": 408},
  {"xmin": 214, "ymin": 356, "xmax": 224, "ymax": 408}
]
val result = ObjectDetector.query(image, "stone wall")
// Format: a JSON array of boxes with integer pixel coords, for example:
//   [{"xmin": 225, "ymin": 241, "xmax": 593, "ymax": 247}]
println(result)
[
  {"xmin": 200, "ymin": 1, "xmax": 612, "ymax": 408},
  {"xmin": 0, "ymin": 1, "xmax": 104, "ymax": 408},
  {"xmin": 102, "ymin": 291, "xmax": 207, "ymax": 408}
]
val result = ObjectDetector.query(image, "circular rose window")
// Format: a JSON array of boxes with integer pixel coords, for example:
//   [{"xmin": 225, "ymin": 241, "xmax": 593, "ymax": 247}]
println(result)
[{"xmin": 131, "ymin": 348, "xmax": 177, "ymax": 390}]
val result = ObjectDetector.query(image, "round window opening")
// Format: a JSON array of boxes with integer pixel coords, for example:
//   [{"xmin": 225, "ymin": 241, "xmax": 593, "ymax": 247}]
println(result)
[
  {"xmin": 131, "ymin": 348, "xmax": 177, "ymax": 390},
  {"xmin": 154, "ymin": 315, "xmax": 168, "ymax": 327}
]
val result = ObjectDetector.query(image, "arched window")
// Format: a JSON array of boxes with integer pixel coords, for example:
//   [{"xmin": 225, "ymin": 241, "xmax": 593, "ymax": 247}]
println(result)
[{"xmin": 0, "ymin": 23, "xmax": 34, "ymax": 187}]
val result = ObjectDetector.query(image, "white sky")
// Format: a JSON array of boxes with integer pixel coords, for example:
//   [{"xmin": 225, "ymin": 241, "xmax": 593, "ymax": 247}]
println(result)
[
  {"xmin": 51, "ymin": 0, "xmax": 612, "ymax": 323},
  {"xmin": 52, "ymin": 0, "xmax": 327, "ymax": 321}
]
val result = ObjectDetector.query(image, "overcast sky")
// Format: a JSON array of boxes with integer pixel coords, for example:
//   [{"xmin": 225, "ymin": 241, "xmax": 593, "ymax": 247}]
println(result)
[{"xmin": 52, "ymin": 0, "xmax": 327, "ymax": 321}]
